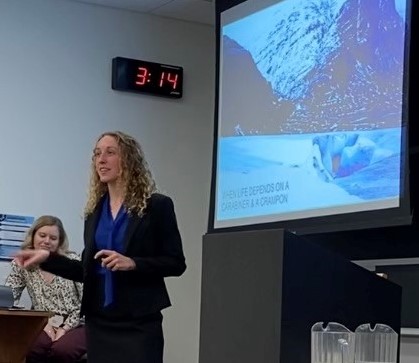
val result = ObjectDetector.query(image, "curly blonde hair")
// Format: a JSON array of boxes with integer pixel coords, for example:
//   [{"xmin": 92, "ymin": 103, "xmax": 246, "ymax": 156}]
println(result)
[
  {"xmin": 21, "ymin": 215, "xmax": 69, "ymax": 254},
  {"xmin": 84, "ymin": 131, "xmax": 157, "ymax": 216}
]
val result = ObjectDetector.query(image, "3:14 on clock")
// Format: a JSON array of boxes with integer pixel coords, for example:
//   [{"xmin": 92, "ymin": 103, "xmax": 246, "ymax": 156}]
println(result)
[
  {"xmin": 135, "ymin": 67, "xmax": 180, "ymax": 90},
  {"xmin": 112, "ymin": 57, "xmax": 183, "ymax": 99}
]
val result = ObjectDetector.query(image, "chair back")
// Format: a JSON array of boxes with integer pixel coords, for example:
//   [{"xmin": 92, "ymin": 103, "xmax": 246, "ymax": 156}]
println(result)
[{"xmin": 0, "ymin": 285, "xmax": 14, "ymax": 308}]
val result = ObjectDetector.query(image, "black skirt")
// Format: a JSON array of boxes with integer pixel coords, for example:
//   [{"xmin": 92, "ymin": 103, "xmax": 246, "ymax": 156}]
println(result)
[{"xmin": 85, "ymin": 312, "xmax": 163, "ymax": 363}]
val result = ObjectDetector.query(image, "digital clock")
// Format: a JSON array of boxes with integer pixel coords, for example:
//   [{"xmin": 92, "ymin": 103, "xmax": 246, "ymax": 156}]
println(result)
[{"xmin": 112, "ymin": 57, "xmax": 183, "ymax": 99}]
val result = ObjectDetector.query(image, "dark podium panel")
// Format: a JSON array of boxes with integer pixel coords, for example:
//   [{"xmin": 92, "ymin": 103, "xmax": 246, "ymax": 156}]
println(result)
[{"xmin": 199, "ymin": 229, "xmax": 402, "ymax": 363}]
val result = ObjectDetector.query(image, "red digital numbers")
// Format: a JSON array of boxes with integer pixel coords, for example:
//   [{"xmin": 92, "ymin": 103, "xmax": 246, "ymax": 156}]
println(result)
[
  {"xmin": 135, "ymin": 67, "xmax": 148, "ymax": 86},
  {"xmin": 159, "ymin": 72, "xmax": 179, "ymax": 90},
  {"xmin": 135, "ymin": 66, "xmax": 179, "ymax": 91}
]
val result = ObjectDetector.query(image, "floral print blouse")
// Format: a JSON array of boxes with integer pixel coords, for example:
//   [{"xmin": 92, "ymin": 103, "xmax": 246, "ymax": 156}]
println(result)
[{"xmin": 5, "ymin": 252, "xmax": 83, "ymax": 329}]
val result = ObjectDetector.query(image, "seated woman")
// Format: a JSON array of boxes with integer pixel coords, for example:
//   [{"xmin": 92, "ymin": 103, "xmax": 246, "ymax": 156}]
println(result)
[{"xmin": 5, "ymin": 215, "xmax": 86, "ymax": 363}]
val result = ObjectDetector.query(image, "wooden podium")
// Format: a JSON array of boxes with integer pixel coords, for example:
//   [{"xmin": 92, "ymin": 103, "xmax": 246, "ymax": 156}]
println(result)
[{"xmin": 0, "ymin": 309, "xmax": 52, "ymax": 363}]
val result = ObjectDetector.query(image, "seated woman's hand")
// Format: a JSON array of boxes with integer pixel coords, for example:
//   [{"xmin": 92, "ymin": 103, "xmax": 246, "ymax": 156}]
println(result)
[
  {"xmin": 53, "ymin": 326, "xmax": 69, "ymax": 341},
  {"xmin": 94, "ymin": 250, "xmax": 136, "ymax": 271},
  {"xmin": 14, "ymin": 249, "xmax": 50, "ymax": 268},
  {"xmin": 43, "ymin": 324, "xmax": 56, "ymax": 341}
]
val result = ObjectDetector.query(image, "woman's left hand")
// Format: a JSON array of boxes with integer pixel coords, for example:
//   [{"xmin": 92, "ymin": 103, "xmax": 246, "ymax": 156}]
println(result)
[
  {"xmin": 94, "ymin": 250, "xmax": 136, "ymax": 271},
  {"xmin": 54, "ymin": 327, "xmax": 67, "ymax": 341}
]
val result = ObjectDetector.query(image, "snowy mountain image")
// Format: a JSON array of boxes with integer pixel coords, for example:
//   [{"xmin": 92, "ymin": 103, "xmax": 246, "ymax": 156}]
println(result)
[{"xmin": 220, "ymin": 0, "xmax": 406, "ymax": 135}]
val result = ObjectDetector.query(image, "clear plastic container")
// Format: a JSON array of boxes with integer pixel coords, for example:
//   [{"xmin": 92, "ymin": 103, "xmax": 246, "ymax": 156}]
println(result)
[
  {"xmin": 311, "ymin": 322, "xmax": 355, "ymax": 363},
  {"xmin": 354, "ymin": 323, "xmax": 398, "ymax": 363}
]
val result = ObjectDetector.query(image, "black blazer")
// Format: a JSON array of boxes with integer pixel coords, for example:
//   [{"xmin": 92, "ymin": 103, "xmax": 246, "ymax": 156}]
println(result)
[{"xmin": 43, "ymin": 193, "xmax": 186, "ymax": 318}]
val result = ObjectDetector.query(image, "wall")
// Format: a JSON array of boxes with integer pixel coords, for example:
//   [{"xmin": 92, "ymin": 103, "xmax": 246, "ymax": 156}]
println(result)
[{"xmin": 0, "ymin": 1, "xmax": 215, "ymax": 362}]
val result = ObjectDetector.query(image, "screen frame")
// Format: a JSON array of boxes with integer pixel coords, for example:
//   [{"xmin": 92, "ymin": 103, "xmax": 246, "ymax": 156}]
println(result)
[{"xmin": 208, "ymin": 0, "xmax": 415, "ymax": 260}]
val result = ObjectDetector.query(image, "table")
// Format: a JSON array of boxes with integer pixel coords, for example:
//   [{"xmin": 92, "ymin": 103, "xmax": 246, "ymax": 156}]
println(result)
[{"xmin": 0, "ymin": 309, "xmax": 53, "ymax": 363}]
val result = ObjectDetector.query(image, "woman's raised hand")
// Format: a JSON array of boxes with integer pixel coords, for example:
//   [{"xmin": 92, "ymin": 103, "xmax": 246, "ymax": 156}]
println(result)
[{"xmin": 14, "ymin": 249, "xmax": 50, "ymax": 268}]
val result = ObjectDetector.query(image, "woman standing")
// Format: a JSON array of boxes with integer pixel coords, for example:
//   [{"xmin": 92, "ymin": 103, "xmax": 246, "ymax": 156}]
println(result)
[{"xmin": 15, "ymin": 131, "xmax": 186, "ymax": 363}]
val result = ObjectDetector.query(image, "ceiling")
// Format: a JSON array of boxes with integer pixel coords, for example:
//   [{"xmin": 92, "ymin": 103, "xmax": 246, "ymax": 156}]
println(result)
[{"xmin": 66, "ymin": 0, "xmax": 215, "ymax": 25}]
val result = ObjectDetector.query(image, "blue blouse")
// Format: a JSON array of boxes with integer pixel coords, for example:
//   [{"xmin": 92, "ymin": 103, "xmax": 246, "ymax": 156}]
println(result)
[{"xmin": 95, "ymin": 194, "xmax": 129, "ymax": 307}]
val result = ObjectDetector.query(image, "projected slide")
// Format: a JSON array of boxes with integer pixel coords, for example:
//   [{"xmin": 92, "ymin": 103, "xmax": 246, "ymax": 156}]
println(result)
[{"xmin": 215, "ymin": 0, "xmax": 408, "ymax": 228}]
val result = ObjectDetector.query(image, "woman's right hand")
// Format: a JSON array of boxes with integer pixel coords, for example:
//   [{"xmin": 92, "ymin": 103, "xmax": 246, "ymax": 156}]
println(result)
[
  {"xmin": 14, "ymin": 249, "xmax": 50, "ymax": 268},
  {"xmin": 43, "ymin": 324, "xmax": 56, "ymax": 341}
]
